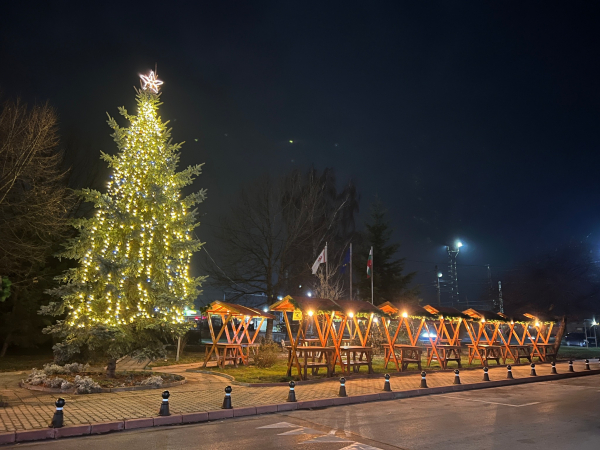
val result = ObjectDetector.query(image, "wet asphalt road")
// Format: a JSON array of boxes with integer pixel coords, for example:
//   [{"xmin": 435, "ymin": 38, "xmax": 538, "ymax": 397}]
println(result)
[{"xmin": 9, "ymin": 375, "xmax": 600, "ymax": 450}]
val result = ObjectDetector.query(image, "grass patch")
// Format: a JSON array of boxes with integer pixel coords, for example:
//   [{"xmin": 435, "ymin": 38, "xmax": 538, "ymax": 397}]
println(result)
[
  {"xmin": 557, "ymin": 346, "xmax": 600, "ymax": 360},
  {"xmin": 0, "ymin": 349, "xmax": 54, "ymax": 373},
  {"xmin": 149, "ymin": 348, "xmax": 207, "ymax": 367}
]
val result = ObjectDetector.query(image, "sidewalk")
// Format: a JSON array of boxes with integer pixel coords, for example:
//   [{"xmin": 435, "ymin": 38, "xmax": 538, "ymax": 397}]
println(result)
[{"xmin": 0, "ymin": 360, "xmax": 598, "ymax": 436}]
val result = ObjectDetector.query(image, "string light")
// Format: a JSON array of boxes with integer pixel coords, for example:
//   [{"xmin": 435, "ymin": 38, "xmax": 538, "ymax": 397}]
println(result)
[{"xmin": 139, "ymin": 70, "xmax": 163, "ymax": 93}]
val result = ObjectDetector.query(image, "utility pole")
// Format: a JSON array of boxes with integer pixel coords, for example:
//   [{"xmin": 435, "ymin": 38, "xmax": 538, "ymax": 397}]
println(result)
[
  {"xmin": 487, "ymin": 264, "xmax": 495, "ymax": 311},
  {"xmin": 435, "ymin": 265, "xmax": 441, "ymax": 307},
  {"xmin": 498, "ymin": 281, "xmax": 504, "ymax": 314}
]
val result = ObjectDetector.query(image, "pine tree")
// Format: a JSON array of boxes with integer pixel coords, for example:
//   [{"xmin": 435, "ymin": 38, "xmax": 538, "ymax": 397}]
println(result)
[
  {"xmin": 44, "ymin": 71, "xmax": 206, "ymax": 375},
  {"xmin": 358, "ymin": 200, "xmax": 416, "ymax": 305}
]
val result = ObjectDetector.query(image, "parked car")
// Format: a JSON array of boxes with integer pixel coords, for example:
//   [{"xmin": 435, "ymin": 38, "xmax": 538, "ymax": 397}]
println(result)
[{"xmin": 564, "ymin": 332, "xmax": 589, "ymax": 347}]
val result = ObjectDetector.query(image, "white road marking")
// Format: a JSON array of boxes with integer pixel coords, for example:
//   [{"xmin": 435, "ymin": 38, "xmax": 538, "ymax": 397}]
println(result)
[
  {"xmin": 442, "ymin": 395, "xmax": 540, "ymax": 407},
  {"xmin": 339, "ymin": 444, "xmax": 384, "ymax": 450},
  {"xmin": 278, "ymin": 427, "xmax": 322, "ymax": 435},
  {"xmin": 301, "ymin": 435, "xmax": 355, "ymax": 443},
  {"xmin": 257, "ymin": 422, "xmax": 300, "ymax": 429}
]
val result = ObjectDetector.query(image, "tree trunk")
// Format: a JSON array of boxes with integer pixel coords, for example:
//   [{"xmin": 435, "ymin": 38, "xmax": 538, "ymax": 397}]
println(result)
[
  {"xmin": 553, "ymin": 315, "xmax": 567, "ymax": 355},
  {"xmin": 0, "ymin": 332, "xmax": 12, "ymax": 357},
  {"xmin": 265, "ymin": 319, "xmax": 274, "ymax": 342},
  {"xmin": 106, "ymin": 358, "xmax": 117, "ymax": 378}
]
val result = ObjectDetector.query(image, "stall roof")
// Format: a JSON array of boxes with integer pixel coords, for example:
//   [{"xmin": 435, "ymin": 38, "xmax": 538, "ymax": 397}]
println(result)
[
  {"xmin": 271, "ymin": 295, "xmax": 382, "ymax": 316},
  {"xmin": 378, "ymin": 301, "xmax": 435, "ymax": 318},
  {"xmin": 422, "ymin": 305, "xmax": 470, "ymax": 319},
  {"xmin": 462, "ymin": 308, "xmax": 510, "ymax": 322},
  {"xmin": 523, "ymin": 312, "xmax": 555, "ymax": 323},
  {"xmin": 204, "ymin": 301, "xmax": 275, "ymax": 319}
]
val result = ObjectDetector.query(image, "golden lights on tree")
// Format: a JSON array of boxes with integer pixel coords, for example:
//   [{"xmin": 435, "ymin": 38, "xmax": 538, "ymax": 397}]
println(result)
[{"xmin": 56, "ymin": 71, "xmax": 206, "ymax": 330}]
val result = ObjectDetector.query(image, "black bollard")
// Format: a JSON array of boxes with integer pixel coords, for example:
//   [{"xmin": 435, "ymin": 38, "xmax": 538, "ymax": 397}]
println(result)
[
  {"xmin": 483, "ymin": 366, "xmax": 490, "ymax": 382},
  {"xmin": 530, "ymin": 363, "xmax": 537, "ymax": 376},
  {"xmin": 49, "ymin": 398, "xmax": 65, "ymax": 428},
  {"xmin": 338, "ymin": 377, "xmax": 347, "ymax": 397},
  {"xmin": 568, "ymin": 360, "xmax": 574, "ymax": 372},
  {"xmin": 222, "ymin": 386, "xmax": 232, "ymax": 409},
  {"xmin": 453, "ymin": 369, "xmax": 461, "ymax": 385},
  {"xmin": 585, "ymin": 359, "xmax": 590, "ymax": 370},
  {"xmin": 506, "ymin": 365, "xmax": 513, "ymax": 379},
  {"xmin": 287, "ymin": 381, "xmax": 296, "ymax": 402},
  {"xmin": 383, "ymin": 374, "xmax": 391, "ymax": 392},
  {"xmin": 551, "ymin": 362, "xmax": 557, "ymax": 374},
  {"xmin": 420, "ymin": 371, "xmax": 428, "ymax": 388},
  {"xmin": 158, "ymin": 390, "xmax": 170, "ymax": 416}
]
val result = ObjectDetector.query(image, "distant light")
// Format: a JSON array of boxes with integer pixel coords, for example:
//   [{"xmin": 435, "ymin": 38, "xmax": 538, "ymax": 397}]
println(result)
[
  {"xmin": 277, "ymin": 296, "xmax": 283, "ymax": 300},
  {"xmin": 298, "ymin": 284, "xmax": 302, "ymax": 288},
  {"xmin": 456, "ymin": 241, "xmax": 463, "ymax": 248},
  {"xmin": 437, "ymin": 273, "xmax": 443, "ymax": 278},
  {"xmin": 289, "ymin": 140, "xmax": 294, "ymax": 144},
  {"xmin": 263, "ymin": 307, "xmax": 269, "ymax": 312},
  {"xmin": 373, "ymin": 317, "xmax": 379, "ymax": 323},
  {"xmin": 308, "ymin": 310, "xmax": 314, "ymax": 316},
  {"xmin": 348, "ymin": 312, "xmax": 354, "ymax": 318},
  {"xmin": 307, "ymin": 292, "xmax": 312, "ymax": 297},
  {"xmin": 402, "ymin": 312, "xmax": 408, "ymax": 318}
]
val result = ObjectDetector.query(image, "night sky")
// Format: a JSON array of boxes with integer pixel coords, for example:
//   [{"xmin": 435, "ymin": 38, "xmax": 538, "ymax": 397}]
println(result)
[{"xmin": 2, "ymin": 1, "xmax": 600, "ymax": 305}]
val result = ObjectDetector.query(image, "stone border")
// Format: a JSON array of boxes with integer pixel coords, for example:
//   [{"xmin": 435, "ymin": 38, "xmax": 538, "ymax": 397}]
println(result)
[
  {"xmin": 20, "ymin": 376, "xmax": 186, "ymax": 394},
  {"xmin": 2, "ymin": 368, "xmax": 598, "ymax": 446}
]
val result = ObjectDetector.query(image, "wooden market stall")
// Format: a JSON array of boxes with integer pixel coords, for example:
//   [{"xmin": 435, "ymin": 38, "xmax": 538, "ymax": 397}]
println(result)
[
  {"xmin": 462, "ymin": 308, "xmax": 511, "ymax": 366},
  {"xmin": 270, "ymin": 296, "xmax": 381, "ymax": 380},
  {"xmin": 522, "ymin": 313, "xmax": 558, "ymax": 362},
  {"xmin": 421, "ymin": 305, "xmax": 469, "ymax": 369},
  {"xmin": 378, "ymin": 302, "xmax": 432, "ymax": 371},
  {"xmin": 201, "ymin": 301, "xmax": 274, "ymax": 369}
]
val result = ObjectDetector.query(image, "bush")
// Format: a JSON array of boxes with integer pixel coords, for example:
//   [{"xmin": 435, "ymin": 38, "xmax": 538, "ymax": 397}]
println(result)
[
  {"xmin": 253, "ymin": 342, "xmax": 280, "ymax": 368},
  {"xmin": 140, "ymin": 375, "xmax": 163, "ymax": 387},
  {"xmin": 24, "ymin": 368, "xmax": 47, "ymax": 385},
  {"xmin": 43, "ymin": 364, "xmax": 68, "ymax": 376},
  {"xmin": 43, "ymin": 377, "xmax": 67, "ymax": 389},
  {"xmin": 60, "ymin": 380, "xmax": 73, "ymax": 391},
  {"xmin": 73, "ymin": 375, "xmax": 102, "ymax": 394}
]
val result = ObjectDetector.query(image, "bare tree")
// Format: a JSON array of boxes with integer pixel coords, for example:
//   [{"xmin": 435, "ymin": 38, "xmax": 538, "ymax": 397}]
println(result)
[
  {"xmin": 0, "ymin": 98, "xmax": 74, "ymax": 356},
  {"xmin": 205, "ymin": 168, "xmax": 359, "ymax": 340}
]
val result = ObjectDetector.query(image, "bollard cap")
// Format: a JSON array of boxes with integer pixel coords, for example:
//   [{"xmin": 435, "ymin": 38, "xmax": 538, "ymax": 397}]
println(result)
[
  {"xmin": 421, "ymin": 371, "xmax": 426, "ymax": 377},
  {"xmin": 531, "ymin": 363, "xmax": 535, "ymax": 368},
  {"xmin": 507, "ymin": 365, "xmax": 512, "ymax": 370},
  {"xmin": 56, "ymin": 398, "xmax": 66, "ymax": 408},
  {"xmin": 339, "ymin": 377, "xmax": 346, "ymax": 383},
  {"xmin": 585, "ymin": 359, "xmax": 589, "ymax": 363},
  {"xmin": 225, "ymin": 386, "xmax": 232, "ymax": 394},
  {"xmin": 454, "ymin": 369, "xmax": 459, "ymax": 374},
  {"xmin": 551, "ymin": 361, "xmax": 555, "ymax": 366},
  {"xmin": 289, "ymin": 381, "xmax": 295, "ymax": 388},
  {"xmin": 162, "ymin": 390, "xmax": 170, "ymax": 400},
  {"xmin": 384, "ymin": 374, "xmax": 390, "ymax": 380},
  {"xmin": 569, "ymin": 360, "xmax": 573, "ymax": 364},
  {"xmin": 483, "ymin": 367, "xmax": 488, "ymax": 372}
]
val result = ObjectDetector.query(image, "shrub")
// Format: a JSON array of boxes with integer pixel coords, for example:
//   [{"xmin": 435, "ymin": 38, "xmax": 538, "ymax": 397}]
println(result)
[
  {"xmin": 64, "ymin": 362, "xmax": 90, "ymax": 373},
  {"xmin": 73, "ymin": 375, "xmax": 102, "ymax": 394},
  {"xmin": 43, "ymin": 364, "xmax": 68, "ymax": 376},
  {"xmin": 43, "ymin": 377, "xmax": 67, "ymax": 389},
  {"xmin": 140, "ymin": 375, "xmax": 163, "ymax": 387},
  {"xmin": 24, "ymin": 368, "xmax": 47, "ymax": 386},
  {"xmin": 60, "ymin": 380, "xmax": 73, "ymax": 391},
  {"xmin": 254, "ymin": 342, "xmax": 280, "ymax": 368}
]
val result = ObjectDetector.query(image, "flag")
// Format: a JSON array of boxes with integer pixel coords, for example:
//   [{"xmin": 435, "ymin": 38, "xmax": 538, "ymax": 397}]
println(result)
[
  {"xmin": 366, "ymin": 248, "xmax": 373, "ymax": 278},
  {"xmin": 312, "ymin": 246, "xmax": 327, "ymax": 275},
  {"xmin": 340, "ymin": 248, "xmax": 351, "ymax": 274}
]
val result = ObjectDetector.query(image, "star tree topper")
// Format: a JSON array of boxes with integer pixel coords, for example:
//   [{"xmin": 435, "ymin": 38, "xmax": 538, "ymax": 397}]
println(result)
[{"xmin": 140, "ymin": 70, "xmax": 163, "ymax": 93}]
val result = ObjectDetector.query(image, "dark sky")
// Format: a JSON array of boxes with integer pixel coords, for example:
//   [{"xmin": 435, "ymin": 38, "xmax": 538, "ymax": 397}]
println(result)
[{"xmin": 2, "ymin": 1, "xmax": 600, "ymax": 305}]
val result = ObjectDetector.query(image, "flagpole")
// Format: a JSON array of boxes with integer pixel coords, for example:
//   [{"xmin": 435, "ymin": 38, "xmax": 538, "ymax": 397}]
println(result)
[
  {"xmin": 370, "ymin": 246, "xmax": 374, "ymax": 305},
  {"xmin": 349, "ymin": 243, "xmax": 353, "ymax": 301}
]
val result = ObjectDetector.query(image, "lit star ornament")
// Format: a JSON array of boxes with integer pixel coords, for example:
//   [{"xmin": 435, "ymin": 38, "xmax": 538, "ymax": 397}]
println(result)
[{"xmin": 140, "ymin": 70, "xmax": 163, "ymax": 93}]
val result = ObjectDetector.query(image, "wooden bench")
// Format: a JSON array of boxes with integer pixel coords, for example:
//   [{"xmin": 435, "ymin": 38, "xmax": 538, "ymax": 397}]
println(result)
[
  {"xmin": 339, "ymin": 346, "xmax": 374, "ymax": 374},
  {"xmin": 427, "ymin": 344, "xmax": 462, "ymax": 369},
  {"xmin": 384, "ymin": 344, "xmax": 423, "ymax": 371},
  {"xmin": 532, "ymin": 343, "xmax": 556, "ymax": 362},
  {"xmin": 206, "ymin": 343, "xmax": 243, "ymax": 368},
  {"xmin": 506, "ymin": 345, "xmax": 532, "ymax": 364},
  {"xmin": 468, "ymin": 344, "xmax": 503, "ymax": 366}
]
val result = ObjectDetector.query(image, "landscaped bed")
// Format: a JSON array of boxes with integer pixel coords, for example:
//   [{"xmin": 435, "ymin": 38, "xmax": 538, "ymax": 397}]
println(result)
[{"xmin": 21, "ymin": 363, "xmax": 184, "ymax": 394}]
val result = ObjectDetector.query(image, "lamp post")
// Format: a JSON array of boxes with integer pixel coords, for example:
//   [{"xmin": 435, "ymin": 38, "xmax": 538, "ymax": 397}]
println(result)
[{"xmin": 435, "ymin": 266, "xmax": 443, "ymax": 307}]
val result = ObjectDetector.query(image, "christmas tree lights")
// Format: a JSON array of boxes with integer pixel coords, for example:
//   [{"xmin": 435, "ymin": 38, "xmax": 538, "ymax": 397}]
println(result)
[{"xmin": 47, "ymin": 70, "xmax": 206, "ymax": 337}]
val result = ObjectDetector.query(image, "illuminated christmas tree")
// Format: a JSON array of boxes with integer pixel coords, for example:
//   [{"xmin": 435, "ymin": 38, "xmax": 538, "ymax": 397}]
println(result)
[{"xmin": 45, "ymin": 71, "xmax": 206, "ymax": 374}]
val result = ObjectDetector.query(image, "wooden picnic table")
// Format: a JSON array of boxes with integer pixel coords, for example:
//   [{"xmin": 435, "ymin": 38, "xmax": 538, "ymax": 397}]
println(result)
[
  {"xmin": 207, "ymin": 343, "xmax": 243, "ymax": 368},
  {"xmin": 532, "ymin": 343, "xmax": 556, "ymax": 362},
  {"xmin": 286, "ymin": 346, "xmax": 336, "ymax": 380},
  {"xmin": 339, "ymin": 346, "xmax": 374, "ymax": 374},
  {"xmin": 468, "ymin": 344, "xmax": 503, "ymax": 366},
  {"xmin": 426, "ymin": 344, "xmax": 462, "ymax": 369},
  {"xmin": 300, "ymin": 338, "xmax": 322, "ymax": 346},
  {"xmin": 505, "ymin": 344, "xmax": 532, "ymax": 364},
  {"xmin": 384, "ymin": 344, "xmax": 423, "ymax": 371}
]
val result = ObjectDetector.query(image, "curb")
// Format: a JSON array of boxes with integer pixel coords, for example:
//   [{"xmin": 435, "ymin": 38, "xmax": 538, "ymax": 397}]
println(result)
[{"xmin": 2, "ymin": 368, "xmax": 599, "ymax": 445}]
